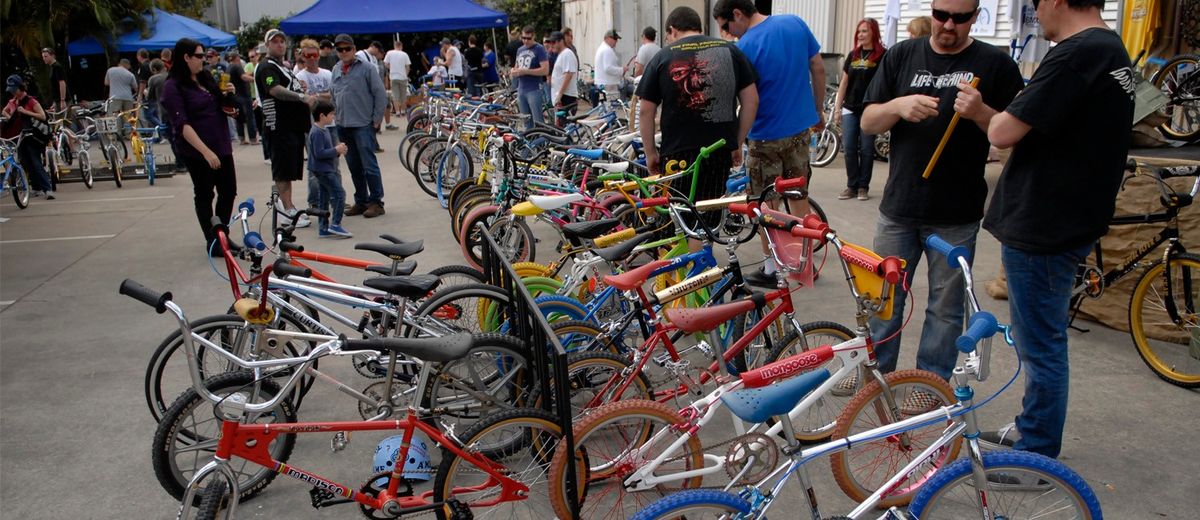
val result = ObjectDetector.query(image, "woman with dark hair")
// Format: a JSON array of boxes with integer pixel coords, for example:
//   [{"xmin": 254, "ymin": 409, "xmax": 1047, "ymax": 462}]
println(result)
[
  {"xmin": 160, "ymin": 38, "xmax": 240, "ymax": 255},
  {"xmin": 833, "ymin": 17, "xmax": 886, "ymax": 201}
]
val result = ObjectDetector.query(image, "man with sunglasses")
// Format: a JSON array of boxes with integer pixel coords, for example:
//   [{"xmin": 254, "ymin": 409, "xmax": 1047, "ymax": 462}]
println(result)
[
  {"xmin": 331, "ymin": 33, "xmax": 389, "ymax": 218},
  {"xmin": 857, "ymin": 0, "xmax": 1023, "ymax": 394},
  {"xmin": 511, "ymin": 26, "xmax": 549, "ymax": 128},
  {"xmin": 982, "ymin": 0, "xmax": 1134, "ymax": 459},
  {"xmin": 256, "ymin": 28, "xmax": 317, "ymax": 227}
]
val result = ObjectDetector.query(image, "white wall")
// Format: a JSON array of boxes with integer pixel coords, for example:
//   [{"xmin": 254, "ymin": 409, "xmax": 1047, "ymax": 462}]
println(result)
[
  {"xmin": 774, "ymin": 0, "xmax": 837, "ymax": 50},
  {"xmin": 861, "ymin": 0, "xmax": 1120, "ymax": 48},
  {"xmin": 239, "ymin": 0, "xmax": 318, "ymax": 25}
]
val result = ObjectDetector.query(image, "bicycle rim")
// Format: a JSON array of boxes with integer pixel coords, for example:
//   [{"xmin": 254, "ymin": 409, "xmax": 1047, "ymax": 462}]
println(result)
[
  {"xmin": 11, "ymin": 165, "xmax": 29, "ymax": 208},
  {"xmin": 1128, "ymin": 253, "xmax": 1200, "ymax": 387}
]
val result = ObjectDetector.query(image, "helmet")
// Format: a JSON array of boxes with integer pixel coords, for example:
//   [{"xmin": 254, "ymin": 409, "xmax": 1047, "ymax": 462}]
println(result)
[{"xmin": 372, "ymin": 432, "xmax": 432, "ymax": 484}]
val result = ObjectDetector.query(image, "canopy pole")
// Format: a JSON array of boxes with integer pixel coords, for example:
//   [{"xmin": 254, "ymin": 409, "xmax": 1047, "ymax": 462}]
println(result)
[{"xmin": 491, "ymin": 28, "xmax": 497, "ymax": 48}]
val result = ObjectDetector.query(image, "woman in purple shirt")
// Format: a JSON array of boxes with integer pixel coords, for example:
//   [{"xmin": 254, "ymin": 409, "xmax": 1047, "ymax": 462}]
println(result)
[{"xmin": 161, "ymin": 38, "xmax": 240, "ymax": 256}]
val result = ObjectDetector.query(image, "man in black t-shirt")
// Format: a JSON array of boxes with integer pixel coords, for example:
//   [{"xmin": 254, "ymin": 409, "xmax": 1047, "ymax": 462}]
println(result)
[
  {"xmin": 256, "ymin": 28, "xmax": 317, "ymax": 227},
  {"xmin": 41, "ymin": 48, "xmax": 69, "ymax": 111},
  {"xmin": 637, "ymin": 6, "xmax": 757, "ymax": 233},
  {"xmin": 981, "ymin": 0, "xmax": 1134, "ymax": 459},
  {"xmin": 859, "ymin": 0, "xmax": 1023, "ymax": 389},
  {"xmin": 464, "ymin": 35, "xmax": 485, "ymax": 96}
]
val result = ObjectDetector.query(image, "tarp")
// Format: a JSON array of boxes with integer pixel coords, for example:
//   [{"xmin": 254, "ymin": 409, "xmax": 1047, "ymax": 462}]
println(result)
[
  {"xmin": 67, "ymin": 9, "xmax": 237, "ymax": 56},
  {"xmin": 279, "ymin": 0, "xmax": 508, "ymax": 35}
]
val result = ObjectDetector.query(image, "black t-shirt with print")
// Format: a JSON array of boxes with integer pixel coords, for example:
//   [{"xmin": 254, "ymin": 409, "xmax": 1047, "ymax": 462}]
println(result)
[
  {"xmin": 842, "ymin": 47, "xmax": 885, "ymax": 113},
  {"xmin": 254, "ymin": 57, "xmax": 311, "ymax": 133},
  {"xmin": 636, "ymin": 35, "xmax": 757, "ymax": 157},
  {"xmin": 984, "ymin": 28, "xmax": 1135, "ymax": 254},
  {"xmin": 48, "ymin": 61, "xmax": 69, "ymax": 102},
  {"xmin": 864, "ymin": 37, "xmax": 1023, "ymax": 225}
]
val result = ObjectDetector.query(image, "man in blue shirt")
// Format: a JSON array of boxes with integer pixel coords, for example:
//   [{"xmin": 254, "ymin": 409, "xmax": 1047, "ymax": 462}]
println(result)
[
  {"xmin": 713, "ymin": 0, "xmax": 825, "ymax": 286},
  {"xmin": 511, "ymin": 26, "xmax": 549, "ymax": 128}
]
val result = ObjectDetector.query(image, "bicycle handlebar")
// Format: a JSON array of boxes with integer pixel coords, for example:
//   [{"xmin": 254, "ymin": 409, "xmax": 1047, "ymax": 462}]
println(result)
[
  {"xmin": 956, "ymin": 311, "xmax": 998, "ymax": 353},
  {"xmin": 699, "ymin": 139, "xmax": 726, "ymax": 158},
  {"xmin": 119, "ymin": 279, "xmax": 172, "ymax": 314},
  {"xmin": 238, "ymin": 198, "xmax": 255, "ymax": 217},
  {"xmin": 926, "ymin": 235, "xmax": 970, "ymax": 268},
  {"xmin": 774, "ymin": 177, "xmax": 808, "ymax": 192},
  {"xmin": 272, "ymin": 259, "xmax": 312, "ymax": 278}
]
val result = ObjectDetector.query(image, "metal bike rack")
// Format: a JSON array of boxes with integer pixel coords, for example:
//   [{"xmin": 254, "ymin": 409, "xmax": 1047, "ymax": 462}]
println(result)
[{"xmin": 478, "ymin": 222, "xmax": 582, "ymax": 520}]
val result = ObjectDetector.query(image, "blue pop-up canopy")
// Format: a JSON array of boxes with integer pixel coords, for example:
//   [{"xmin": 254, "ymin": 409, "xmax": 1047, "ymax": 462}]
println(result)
[
  {"xmin": 67, "ymin": 8, "xmax": 237, "ymax": 55},
  {"xmin": 280, "ymin": 0, "xmax": 508, "ymax": 34}
]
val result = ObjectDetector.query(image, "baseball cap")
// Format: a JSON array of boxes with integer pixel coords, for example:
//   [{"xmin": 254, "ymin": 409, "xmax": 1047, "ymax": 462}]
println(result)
[
  {"xmin": 265, "ymin": 28, "xmax": 287, "ymax": 43},
  {"xmin": 440, "ymin": 38, "xmax": 452, "ymax": 45},
  {"xmin": 547, "ymin": 31, "xmax": 564, "ymax": 42},
  {"xmin": 5, "ymin": 74, "xmax": 24, "ymax": 94},
  {"xmin": 319, "ymin": 39, "xmax": 333, "ymax": 49},
  {"xmin": 334, "ymin": 34, "xmax": 355, "ymax": 46},
  {"xmin": 605, "ymin": 29, "xmax": 621, "ymax": 40}
]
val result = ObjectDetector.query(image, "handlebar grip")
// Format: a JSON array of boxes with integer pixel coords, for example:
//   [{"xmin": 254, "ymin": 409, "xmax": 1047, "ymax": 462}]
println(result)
[
  {"xmin": 727, "ymin": 202, "xmax": 757, "ymax": 216},
  {"xmin": 238, "ymin": 198, "xmax": 255, "ymax": 217},
  {"xmin": 272, "ymin": 259, "xmax": 312, "ymax": 278},
  {"xmin": 243, "ymin": 231, "xmax": 267, "ymax": 252},
  {"xmin": 279, "ymin": 240, "xmax": 304, "ymax": 253},
  {"xmin": 760, "ymin": 213, "xmax": 798, "ymax": 231},
  {"xmin": 879, "ymin": 256, "xmax": 903, "ymax": 285},
  {"xmin": 209, "ymin": 216, "xmax": 227, "ymax": 234},
  {"xmin": 790, "ymin": 226, "xmax": 827, "ymax": 242},
  {"xmin": 956, "ymin": 312, "xmax": 998, "ymax": 353},
  {"xmin": 119, "ymin": 279, "xmax": 172, "ymax": 314},
  {"xmin": 305, "ymin": 208, "xmax": 330, "ymax": 218},
  {"xmin": 637, "ymin": 197, "xmax": 670, "ymax": 209},
  {"xmin": 699, "ymin": 139, "xmax": 727, "ymax": 157},
  {"xmin": 925, "ymin": 234, "xmax": 969, "ymax": 268},
  {"xmin": 800, "ymin": 214, "xmax": 829, "ymax": 234},
  {"xmin": 774, "ymin": 177, "xmax": 808, "ymax": 192}
]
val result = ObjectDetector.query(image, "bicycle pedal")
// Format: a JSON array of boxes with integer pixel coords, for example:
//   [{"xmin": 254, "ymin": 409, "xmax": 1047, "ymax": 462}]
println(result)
[
  {"xmin": 309, "ymin": 486, "xmax": 352, "ymax": 509},
  {"xmin": 652, "ymin": 353, "xmax": 672, "ymax": 366},
  {"xmin": 445, "ymin": 498, "xmax": 474, "ymax": 520},
  {"xmin": 331, "ymin": 431, "xmax": 350, "ymax": 452}
]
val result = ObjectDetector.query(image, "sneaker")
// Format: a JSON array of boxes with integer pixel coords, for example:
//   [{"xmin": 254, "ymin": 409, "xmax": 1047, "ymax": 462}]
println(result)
[
  {"xmin": 985, "ymin": 471, "xmax": 1052, "ymax": 491},
  {"xmin": 320, "ymin": 225, "xmax": 353, "ymax": 238},
  {"xmin": 263, "ymin": 158, "xmax": 271, "ymax": 164},
  {"xmin": 978, "ymin": 422, "xmax": 1019, "ymax": 450},
  {"xmin": 831, "ymin": 373, "xmax": 858, "ymax": 397},
  {"xmin": 374, "ymin": 145, "xmax": 384, "ymax": 153},
  {"xmin": 363, "ymin": 202, "xmax": 385, "ymax": 218},
  {"xmin": 44, "ymin": 190, "xmax": 56, "ymax": 200},
  {"xmin": 345, "ymin": 203, "xmax": 368, "ymax": 217},
  {"xmin": 837, "ymin": 188, "xmax": 855, "ymax": 200},
  {"xmin": 743, "ymin": 267, "xmax": 778, "ymax": 288},
  {"xmin": 857, "ymin": 189, "xmax": 870, "ymax": 201},
  {"xmin": 899, "ymin": 389, "xmax": 943, "ymax": 415},
  {"xmin": 385, "ymin": 124, "xmax": 399, "ymax": 130},
  {"xmin": 32, "ymin": 190, "xmax": 44, "ymax": 198},
  {"xmin": 294, "ymin": 214, "xmax": 312, "ymax": 228}
]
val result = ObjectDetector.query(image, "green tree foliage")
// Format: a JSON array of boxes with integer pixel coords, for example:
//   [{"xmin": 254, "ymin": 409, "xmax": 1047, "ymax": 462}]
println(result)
[
  {"xmin": 159, "ymin": 0, "xmax": 214, "ymax": 20},
  {"xmin": 237, "ymin": 16, "xmax": 284, "ymax": 56},
  {"xmin": 495, "ymin": 0, "xmax": 560, "ymax": 34}
]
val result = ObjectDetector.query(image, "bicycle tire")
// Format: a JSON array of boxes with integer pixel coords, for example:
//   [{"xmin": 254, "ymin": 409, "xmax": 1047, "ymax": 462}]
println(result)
[
  {"xmin": 431, "ymin": 407, "xmax": 563, "ymax": 520},
  {"xmin": 427, "ymin": 263, "xmax": 486, "ymax": 295},
  {"xmin": 629, "ymin": 488, "xmax": 752, "ymax": 520},
  {"xmin": 457, "ymin": 204, "xmax": 501, "ymax": 269},
  {"xmin": 908, "ymin": 450, "xmax": 1103, "ymax": 519},
  {"xmin": 1150, "ymin": 54, "xmax": 1200, "ymax": 142},
  {"xmin": 405, "ymin": 113, "xmax": 430, "ymax": 134},
  {"xmin": 194, "ymin": 479, "xmax": 229, "ymax": 520},
  {"xmin": 418, "ymin": 334, "xmax": 536, "ymax": 432},
  {"xmin": 436, "ymin": 144, "xmax": 473, "ymax": 208},
  {"xmin": 9, "ymin": 163, "xmax": 29, "ymax": 209},
  {"xmin": 45, "ymin": 147, "xmax": 59, "ymax": 190},
  {"xmin": 407, "ymin": 282, "xmax": 511, "ymax": 338},
  {"xmin": 404, "ymin": 133, "xmax": 436, "ymax": 175},
  {"xmin": 534, "ymin": 294, "xmax": 589, "ymax": 322},
  {"xmin": 151, "ymin": 370, "xmax": 296, "ymax": 505},
  {"xmin": 451, "ymin": 191, "xmax": 494, "ymax": 240},
  {"xmin": 828, "ymin": 369, "xmax": 961, "ymax": 507},
  {"xmin": 486, "ymin": 216, "xmax": 537, "ymax": 265},
  {"xmin": 146, "ymin": 145, "xmax": 156, "ymax": 185},
  {"xmin": 78, "ymin": 147, "xmax": 94, "ymax": 188},
  {"xmin": 546, "ymin": 399, "xmax": 705, "ymax": 520},
  {"xmin": 537, "ymin": 350, "xmax": 653, "ymax": 415},
  {"xmin": 1128, "ymin": 252, "xmax": 1200, "ymax": 387},
  {"xmin": 106, "ymin": 145, "xmax": 123, "ymax": 187},
  {"xmin": 761, "ymin": 321, "xmax": 857, "ymax": 441},
  {"xmin": 413, "ymin": 139, "xmax": 448, "ymax": 198},
  {"xmin": 398, "ymin": 129, "xmax": 430, "ymax": 172},
  {"xmin": 810, "ymin": 127, "xmax": 840, "ymax": 168}
]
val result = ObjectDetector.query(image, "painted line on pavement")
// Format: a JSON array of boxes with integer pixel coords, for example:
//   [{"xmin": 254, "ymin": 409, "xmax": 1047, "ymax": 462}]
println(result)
[
  {"xmin": 2, "ymin": 195, "xmax": 176, "ymax": 206},
  {"xmin": 0, "ymin": 301, "xmax": 15, "ymax": 305},
  {"xmin": 1, "ymin": 234, "xmax": 116, "ymax": 244}
]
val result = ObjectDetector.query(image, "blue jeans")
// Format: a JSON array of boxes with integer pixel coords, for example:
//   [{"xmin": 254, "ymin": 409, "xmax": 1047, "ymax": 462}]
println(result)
[
  {"xmin": 340, "ymin": 126, "xmax": 383, "ymax": 206},
  {"xmin": 516, "ymin": 89, "xmax": 544, "ymax": 129},
  {"xmin": 869, "ymin": 214, "xmax": 981, "ymax": 380},
  {"xmin": 310, "ymin": 168, "xmax": 346, "ymax": 230},
  {"xmin": 1003, "ymin": 243, "xmax": 1091, "ymax": 458},
  {"xmin": 17, "ymin": 139, "xmax": 52, "ymax": 192},
  {"xmin": 841, "ymin": 111, "xmax": 875, "ymax": 190},
  {"xmin": 307, "ymin": 126, "xmax": 339, "ymax": 209}
]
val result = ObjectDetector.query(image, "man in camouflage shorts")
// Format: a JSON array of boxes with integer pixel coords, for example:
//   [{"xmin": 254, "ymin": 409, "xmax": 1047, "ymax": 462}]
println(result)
[{"xmin": 746, "ymin": 129, "xmax": 812, "ymax": 205}]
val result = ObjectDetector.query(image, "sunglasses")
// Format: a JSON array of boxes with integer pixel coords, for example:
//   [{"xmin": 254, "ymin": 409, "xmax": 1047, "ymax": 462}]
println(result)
[
  {"xmin": 187, "ymin": 52, "xmax": 205, "ymax": 59},
  {"xmin": 521, "ymin": 36, "xmax": 533, "ymax": 40},
  {"xmin": 931, "ymin": 8, "xmax": 977, "ymax": 24},
  {"xmin": 336, "ymin": 46, "xmax": 354, "ymax": 53},
  {"xmin": 720, "ymin": 20, "xmax": 730, "ymax": 32}
]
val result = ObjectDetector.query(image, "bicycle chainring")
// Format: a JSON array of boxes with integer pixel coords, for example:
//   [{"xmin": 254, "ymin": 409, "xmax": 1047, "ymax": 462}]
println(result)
[
  {"xmin": 358, "ymin": 471, "xmax": 415, "ymax": 519},
  {"xmin": 353, "ymin": 353, "xmax": 389, "ymax": 379},
  {"xmin": 724, "ymin": 433, "xmax": 779, "ymax": 485},
  {"xmin": 1081, "ymin": 265, "xmax": 1104, "ymax": 298},
  {"xmin": 358, "ymin": 381, "xmax": 409, "ymax": 420}
]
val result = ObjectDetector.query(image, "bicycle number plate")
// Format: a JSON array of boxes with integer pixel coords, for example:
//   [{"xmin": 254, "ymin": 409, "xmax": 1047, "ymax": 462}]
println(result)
[{"xmin": 95, "ymin": 117, "xmax": 121, "ymax": 134}]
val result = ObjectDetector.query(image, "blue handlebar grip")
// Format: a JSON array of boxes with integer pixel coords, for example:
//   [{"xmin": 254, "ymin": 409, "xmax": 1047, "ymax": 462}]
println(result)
[
  {"xmin": 238, "ymin": 198, "xmax": 255, "ymax": 217},
  {"xmin": 243, "ymin": 231, "xmax": 267, "ymax": 252},
  {"xmin": 956, "ymin": 312, "xmax": 998, "ymax": 353},
  {"xmin": 926, "ymin": 234, "xmax": 970, "ymax": 269}
]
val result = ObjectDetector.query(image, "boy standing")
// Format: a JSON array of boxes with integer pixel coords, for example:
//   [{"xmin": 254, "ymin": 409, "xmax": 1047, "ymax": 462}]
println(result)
[{"xmin": 308, "ymin": 100, "xmax": 352, "ymax": 238}]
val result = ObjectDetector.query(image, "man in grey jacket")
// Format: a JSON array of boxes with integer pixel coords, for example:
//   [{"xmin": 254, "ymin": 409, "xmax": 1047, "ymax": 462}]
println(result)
[{"xmin": 331, "ymin": 34, "xmax": 389, "ymax": 218}]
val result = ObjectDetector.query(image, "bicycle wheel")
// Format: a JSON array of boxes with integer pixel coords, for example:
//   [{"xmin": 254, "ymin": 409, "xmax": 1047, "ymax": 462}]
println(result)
[
  {"xmin": 457, "ymin": 204, "xmax": 500, "ymax": 268},
  {"xmin": 828, "ymin": 369, "xmax": 960, "ymax": 507},
  {"xmin": 810, "ymin": 127, "xmax": 840, "ymax": 168},
  {"xmin": 1128, "ymin": 252, "xmax": 1200, "ymax": 387},
  {"xmin": 427, "ymin": 264, "xmax": 486, "ymax": 296},
  {"xmin": 436, "ymin": 144, "xmax": 473, "ymax": 208},
  {"xmin": 761, "ymin": 321, "xmax": 856, "ymax": 441},
  {"xmin": 151, "ymin": 370, "xmax": 296, "ymax": 505},
  {"xmin": 535, "ymin": 294, "xmax": 589, "ymax": 322},
  {"xmin": 408, "ymin": 283, "xmax": 511, "ymax": 337},
  {"xmin": 398, "ymin": 129, "xmax": 430, "ymax": 172},
  {"xmin": 432, "ymin": 407, "xmax": 563, "ymax": 520},
  {"xmin": 451, "ymin": 190, "xmax": 494, "ymax": 240},
  {"xmin": 534, "ymin": 350, "xmax": 653, "ymax": 417},
  {"xmin": 631, "ymin": 489, "xmax": 752, "ymax": 520},
  {"xmin": 1151, "ymin": 54, "xmax": 1200, "ymax": 142},
  {"xmin": 404, "ymin": 133, "xmax": 436, "ymax": 175},
  {"xmin": 486, "ymin": 216, "xmax": 537, "ymax": 265},
  {"xmin": 144, "ymin": 313, "xmax": 314, "ymax": 423},
  {"xmin": 908, "ymin": 450, "xmax": 1103, "ymax": 519},
  {"xmin": 44, "ymin": 148, "xmax": 60, "ymax": 189},
  {"xmin": 418, "ymin": 334, "xmax": 536, "ymax": 431},
  {"xmin": 9, "ymin": 164, "xmax": 29, "ymax": 209},
  {"xmin": 414, "ymin": 139, "xmax": 448, "ymax": 198},
  {"xmin": 106, "ymin": 145, "xmax": 123, "ymax": 187},
  {"xmin": 551, "ymin": 319, "xmax": 623, "ymax": 354},
  {"xmin": 547, "ymin": 399, "xmax": 705, "ymax": 519},
  {"xmin": 78, "ymin": 147, "xmax": 94, "ymax": 188}
]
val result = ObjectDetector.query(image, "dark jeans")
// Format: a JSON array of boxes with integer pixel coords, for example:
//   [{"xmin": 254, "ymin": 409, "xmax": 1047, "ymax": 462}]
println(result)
[
  {"xmin": 466, "ymin": 69, "xmax": 484, "ymax": 97},
  {"xmin": 341, "ymin": 125, "xmax": 383, "ymax": 206},
  {"xmin": 183, "ymin": 154, "xmax": 237, "ymax": 248},
  {"xmin": 308, "ymin": 126, "xmax": 339, "ymax": 210},
  {"xmin": 255, "ymin": 106, "xmax": 270, "ymax": 160},
  {"xmin": 17, "ymin": 138, "xmax": 52, "ymax": 192},
  {"xmin": 234, "ymin": 95, "xmax": 257, "ymax": 141},
  {"xmin": 1003, "ymin": 243, "xmax": 1092, "ymax": 458},
  {"xmin": 555, "ymin": 95, "xmax": 578, "ymax": 127},
  {"xmin": 841, "ymin": 111, "xmax": 875, "ymax": 190},
  {"xmin": 311, "ymin": 168, "xmax": 346, "ymax": 230}
]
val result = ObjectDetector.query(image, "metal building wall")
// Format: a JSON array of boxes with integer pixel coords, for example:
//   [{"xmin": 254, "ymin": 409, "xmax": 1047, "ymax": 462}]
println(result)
[{"xmin": 774, "ymin": 0, "xmax": 838, "ymax": 48}]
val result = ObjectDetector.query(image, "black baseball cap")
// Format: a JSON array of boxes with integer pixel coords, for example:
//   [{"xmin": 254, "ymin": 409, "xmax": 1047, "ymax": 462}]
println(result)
[
  {"xmin": 546, "ymin": 32, "xmax": 564, "ymax": 42},
  {"xmin": 334, "ymin": 34, "xmax": 355, "ymax": 46},
  {"xmin": 605, "ymin": 30, "xmax": 621, "ymax": 40},
  {"xmin": 5, "ymin": 74, "xmax": 25, "ymax": 94},
  {"xmin": 319, "ymin": 39, "xmax": 333, "ymax": 49}
]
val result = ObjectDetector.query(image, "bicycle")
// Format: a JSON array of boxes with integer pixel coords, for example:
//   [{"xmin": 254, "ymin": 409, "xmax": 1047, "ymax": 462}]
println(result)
[
  {"xmin": 44, "ymin": 106, "xmax": 96, "ymax": 189},
  {"xmin": 0, "ymin": 134, "xmax": 32, "ymax": 209},
  {"xmin": 120, "ymin": 280, "xmax": 563, "ymax": 520},
  {"xmin": 1070, "ymin": 160, "xmax": 1200, "ymax": 387},
  {"xmin": 94, "ymin": 110, "xmax": 126, "ymax": 187},
  {"xmin": 1150, "ymin": 53, "xmax": 1200, "ymax": 142},
  {"xmin": 629, "ymin": 234, "xmax": 1103, "ymax": 520}
]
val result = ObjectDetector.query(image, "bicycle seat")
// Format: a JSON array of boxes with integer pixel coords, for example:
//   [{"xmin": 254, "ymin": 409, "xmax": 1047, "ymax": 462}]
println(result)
[
  {"xmin": 362, "ymin": 274, "xmax": 440, "ymax": 299},
  {"xmin": 665, "ymin": 298, "xmax": 758, "ymax": 334},
  {"xmin": 365, "ymin": 261, "xmax": 417, "ymax": 276},
  {"xmin": 347, "ymin": 333, "xmax": 474, "ymax": 364},
  {"xmin": 567, "ymin": 149, "xmax": 605, "ymax": 160},
  {"xmin": 562, "ymin": 218, "xmax": 621, "ymax": 242},
  {"xmin": 615, "ymin": 132, "xmax": 640, "ymax": 144},
  {"xmin": 604, "ymin": 259, "xmax": 672, "ymax": 291},
  {"xmin": 594, "ymin": 231, "xmax": 654, "ymax": 263},
  {"xmin": 528, "ymin": 193, "xmax": 585, "ymax": 211},
  {"xmin": 720, "ymin": 368, "xmax": 831, "ymax": 424},
  {"xmin": 355, "ymin": 240, "xmax": 424, "ymax": 260},
  {"xmin": 592, "ymin": 161, "xmax": 629, "ymax": 173}
]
